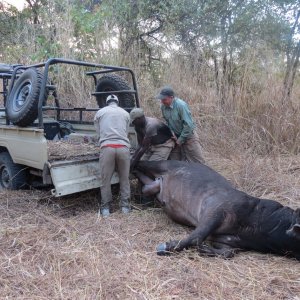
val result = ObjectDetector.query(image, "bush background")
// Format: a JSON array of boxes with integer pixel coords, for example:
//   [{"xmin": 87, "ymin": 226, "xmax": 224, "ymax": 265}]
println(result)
[
  {"xmin": 1, "ymin": 0, "xmax": 300, "ymax": 156},
  {"xmin": 0, "ymin": 2, "xmax": 300, "ymax": 299}
]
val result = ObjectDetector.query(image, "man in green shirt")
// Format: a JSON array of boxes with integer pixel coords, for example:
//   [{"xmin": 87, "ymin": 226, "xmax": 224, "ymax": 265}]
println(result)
[{"xmin": 157, "ymin": 86, "xmax": 204, "ymax": 163}]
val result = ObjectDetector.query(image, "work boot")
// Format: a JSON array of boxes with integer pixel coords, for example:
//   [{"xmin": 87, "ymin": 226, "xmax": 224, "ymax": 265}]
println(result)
[
  {"xmin": 101, "ymin": 208, "xmax": 110, "ymax": 217},
  {"xmin": 121, "ymin": 206, "xmax": 131, "ymax": 214}
]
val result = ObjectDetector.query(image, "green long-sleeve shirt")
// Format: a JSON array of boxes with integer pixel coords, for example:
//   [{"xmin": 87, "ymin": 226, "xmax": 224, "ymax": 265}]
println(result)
[{"xmin": 161, "ymin": 97, "xmax": 195, "ymax": 144}]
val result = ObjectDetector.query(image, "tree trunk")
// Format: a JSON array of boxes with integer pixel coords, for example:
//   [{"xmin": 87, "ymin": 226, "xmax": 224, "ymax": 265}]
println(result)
[
  {"xmin": 282, "ymin": 10, "xmax": 300, "ymax": 104},
  {"xmin": 282, "ymin": 40, "xmax": 300, "ymax": 103}
]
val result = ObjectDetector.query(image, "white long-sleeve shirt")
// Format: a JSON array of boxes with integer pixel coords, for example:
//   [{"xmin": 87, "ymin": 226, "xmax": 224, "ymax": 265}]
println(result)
[{"xmin": 94, "ymin": 102, "xmax": 130, "ymax": 148}]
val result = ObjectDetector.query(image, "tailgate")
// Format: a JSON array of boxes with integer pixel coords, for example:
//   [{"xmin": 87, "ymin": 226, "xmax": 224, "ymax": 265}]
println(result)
[{"xmin": 48, "ymin": 157, "xmax": 119, "ymax": 197}]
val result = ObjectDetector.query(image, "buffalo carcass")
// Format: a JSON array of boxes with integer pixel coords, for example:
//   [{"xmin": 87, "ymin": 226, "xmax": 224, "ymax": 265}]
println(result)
[{"xmin": 134, "ymin": 160, "xmax": 300, "ymax": 260}]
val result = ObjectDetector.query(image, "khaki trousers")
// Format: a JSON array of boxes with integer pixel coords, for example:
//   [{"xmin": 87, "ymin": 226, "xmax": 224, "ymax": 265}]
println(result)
[
  {"xmin": 169, "ymin": 131, "xmax": 204, "ymax": 163},
  {"xmin": 99, "ymin": 146, "xmax": 131, "ymax": 209},
  {"xmin": 142, "ymin": 139, "xmax": 175, "ymax": 161}
]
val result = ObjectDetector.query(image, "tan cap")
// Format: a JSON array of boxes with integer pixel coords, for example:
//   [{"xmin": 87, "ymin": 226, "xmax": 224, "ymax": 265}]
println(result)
[{"xmin": 130, "ymin": 108, "xmax": 144, "ymax": 121}]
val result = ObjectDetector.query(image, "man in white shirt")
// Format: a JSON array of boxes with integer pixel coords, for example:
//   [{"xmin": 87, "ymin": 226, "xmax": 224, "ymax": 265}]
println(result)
[{"xmin": 94, "ymin": 94, "xmax": 131, "ymax": 217}]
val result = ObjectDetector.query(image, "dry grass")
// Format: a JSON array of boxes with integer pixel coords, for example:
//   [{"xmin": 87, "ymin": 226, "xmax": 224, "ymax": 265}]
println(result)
[
  {"xmin": 0, "ymin": 151, "xmax": 299, "ymax": 299},
  {"xmin": 47, "ymin": 140, "xmax": 99, "ymax": 162},
  {"xmin": 1, "ymin": 10, "xmax": 300, "ymax": 298}
]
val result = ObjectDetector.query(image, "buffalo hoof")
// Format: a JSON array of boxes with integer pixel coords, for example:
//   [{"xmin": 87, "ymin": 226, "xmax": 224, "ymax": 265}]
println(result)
[{"xmin": 156, "ymin": 243, "xmax": 170, "ymax": 256}]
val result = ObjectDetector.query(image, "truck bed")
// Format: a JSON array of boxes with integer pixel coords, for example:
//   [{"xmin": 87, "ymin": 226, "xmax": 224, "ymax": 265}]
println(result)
[
  {"xmin": 47, "ymin": 140, "xmax": 100, "ymax": 162},
  {"xmin": 46, "ymin": 139, "xmax": 102, "ymax": 197},
  {"xmin": 46, "ymin": 139, "xmax": 136, "ymax": 197}
]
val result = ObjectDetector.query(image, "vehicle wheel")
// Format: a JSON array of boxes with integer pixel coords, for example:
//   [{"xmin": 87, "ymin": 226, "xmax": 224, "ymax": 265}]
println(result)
[
  {"xmin": 0, "ymin": 152, "xmax": 28, "ymax": 190},
  {"xmin": 6, "ymin": 68, "xmax": 44, "ymax": 127},
  {"xmin": 95, "ymin": 74, "xmax": 135, "ymax": 109}
]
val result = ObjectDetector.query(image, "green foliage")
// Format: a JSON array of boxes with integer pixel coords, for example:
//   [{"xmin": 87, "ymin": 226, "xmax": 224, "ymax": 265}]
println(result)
[
  {"xmin": 0, "ymin": 0, "xmax": 299, "ymax": 153},
  {"xmin": 0, "ymin": 0, "xmax": 299, "ymax": 96},
  {"xmin": 71, "ymin": 4, "xmax": 103, "ymax": 35}
]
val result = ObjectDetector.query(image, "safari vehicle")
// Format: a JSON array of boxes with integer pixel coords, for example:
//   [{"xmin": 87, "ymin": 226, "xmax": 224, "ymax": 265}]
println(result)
[{"xmin": 0, "ymin": 58, "xmax": 139, "ymax": 196}]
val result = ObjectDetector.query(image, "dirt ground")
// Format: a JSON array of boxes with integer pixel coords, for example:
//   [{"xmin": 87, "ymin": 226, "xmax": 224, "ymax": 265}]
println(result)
[{"xmin": 0, "ymin": 153, "xmax": 299, "ymax": 299}]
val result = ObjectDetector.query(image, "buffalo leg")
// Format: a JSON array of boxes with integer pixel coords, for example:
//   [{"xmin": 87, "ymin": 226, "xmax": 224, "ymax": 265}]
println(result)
[
  {"xmin": 157, "ymin": 215, "xmax": 223, "ymax": 255},
  {"xmin": 197, "ymin": 243, "xmax": 237, "ymax": 259},
  {"xmin": 142, "ymin": 179, "xmax": 160, "ymax": 196},
  {"xmin": 197, "ymin": 235, "xmax": 242, "ymax": 258},
  {"xmin": 133, "ymin": 170, "xmax": 154, "ymax": 185},
  {"xmin": 133, "ymin": 170, "xmax": 160, "ymax": 196}
]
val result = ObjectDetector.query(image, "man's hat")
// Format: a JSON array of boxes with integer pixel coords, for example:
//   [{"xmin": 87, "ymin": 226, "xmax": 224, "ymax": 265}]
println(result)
[
  {"xmin": 130, "ymin": 108, "xmax": 144, "ymax": 122},
  {"xmin": 106, "ymin": 94, "xmax": 119, "ymax": 104},
  {"xmin": 156, "ymin": 86, "xmax": 174, "ymax": 100}
]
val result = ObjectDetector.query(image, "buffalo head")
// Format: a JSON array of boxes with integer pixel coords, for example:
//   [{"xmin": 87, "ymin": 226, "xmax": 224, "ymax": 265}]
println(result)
[{"xmin": 286, "ymin": 208, "xmax": 300, "ymax": 240}]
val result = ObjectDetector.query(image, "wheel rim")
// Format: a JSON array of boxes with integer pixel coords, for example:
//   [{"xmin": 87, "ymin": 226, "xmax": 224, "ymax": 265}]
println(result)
[
  {"xmin": 13, "ymin": 80, "xmax": 32, "ymax": 112},
  {"xmin": 0, "ymin": 166, "xmax": 10, "ymax": 188}
]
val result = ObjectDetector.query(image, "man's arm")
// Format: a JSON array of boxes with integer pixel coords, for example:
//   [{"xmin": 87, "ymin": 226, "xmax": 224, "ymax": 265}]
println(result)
[
  {"xmin": 177, "ymin": 105, "xmax": 195, "ymax": 145},
  {"xmin": 130, "ymin": 137, "xmax": 151, "ymax": 170}
]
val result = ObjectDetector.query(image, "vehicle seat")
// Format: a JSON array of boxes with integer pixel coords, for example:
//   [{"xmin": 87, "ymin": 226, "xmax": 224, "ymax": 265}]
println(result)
[{"xmin": 43, "ymin": 121, "xmax": 61, "ymax": 140}]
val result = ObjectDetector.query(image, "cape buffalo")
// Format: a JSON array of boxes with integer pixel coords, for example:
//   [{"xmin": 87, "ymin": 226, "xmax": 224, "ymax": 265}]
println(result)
[{"xmin": 134, "ymin": 160, "xmax": 300, "ymax": 260}]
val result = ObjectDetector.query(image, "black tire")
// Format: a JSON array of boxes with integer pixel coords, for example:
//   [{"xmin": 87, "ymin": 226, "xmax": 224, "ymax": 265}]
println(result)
[
  {"xmin": 0, "ymin": 152, "xmax": 28, "ymax": 190},
  {"xmin": 6, "ymin": 68, "xmax": 44, "ymax": 127},
  {"xmin": 95, "ymin": 74, "xmax": 135, "ymax": 109}
]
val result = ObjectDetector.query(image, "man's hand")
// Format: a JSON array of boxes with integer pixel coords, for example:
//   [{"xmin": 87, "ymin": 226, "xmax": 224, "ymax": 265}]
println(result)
[
  {"xmin": 175, "ymin": 140, "xmax": 181, "ymax": 146},
  {"xmin": 171, "ymin": 134, "xmax": 181, "ymax": 146},
  {"xmin": 171, "ymin": 132, "xmax": 177, "ymax": 142}
]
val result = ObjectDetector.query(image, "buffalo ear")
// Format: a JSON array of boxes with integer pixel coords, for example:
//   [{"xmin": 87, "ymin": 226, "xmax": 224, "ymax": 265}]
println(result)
[
  {"xmin": 294, "ymin": 224, "xmax": 300, "ymax": 234},
  {"xmin": 287, "ymin": 224, "xmax": 300, "ymax": 240}
]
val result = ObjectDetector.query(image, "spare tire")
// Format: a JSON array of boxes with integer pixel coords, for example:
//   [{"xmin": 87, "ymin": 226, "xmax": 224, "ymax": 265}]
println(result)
[
  {"xmin": 6, "ymin": 68, "xmax": 44, "ymax": 127},
  {"xmin": 95, "ymin": 74, "xmax": 135, "ymax": 109}
]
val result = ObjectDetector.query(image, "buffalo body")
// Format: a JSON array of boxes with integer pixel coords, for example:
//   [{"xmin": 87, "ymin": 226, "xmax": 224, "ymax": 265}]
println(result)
[{"xmin": 135, "ymin": 160, "xmax": 300, "ymax": 259}]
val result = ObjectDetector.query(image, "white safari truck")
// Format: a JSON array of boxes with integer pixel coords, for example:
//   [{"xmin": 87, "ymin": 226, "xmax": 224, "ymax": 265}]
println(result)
[{"xmin": 0, "ymin": 58, "xmax": 139, "ymax": 196}]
